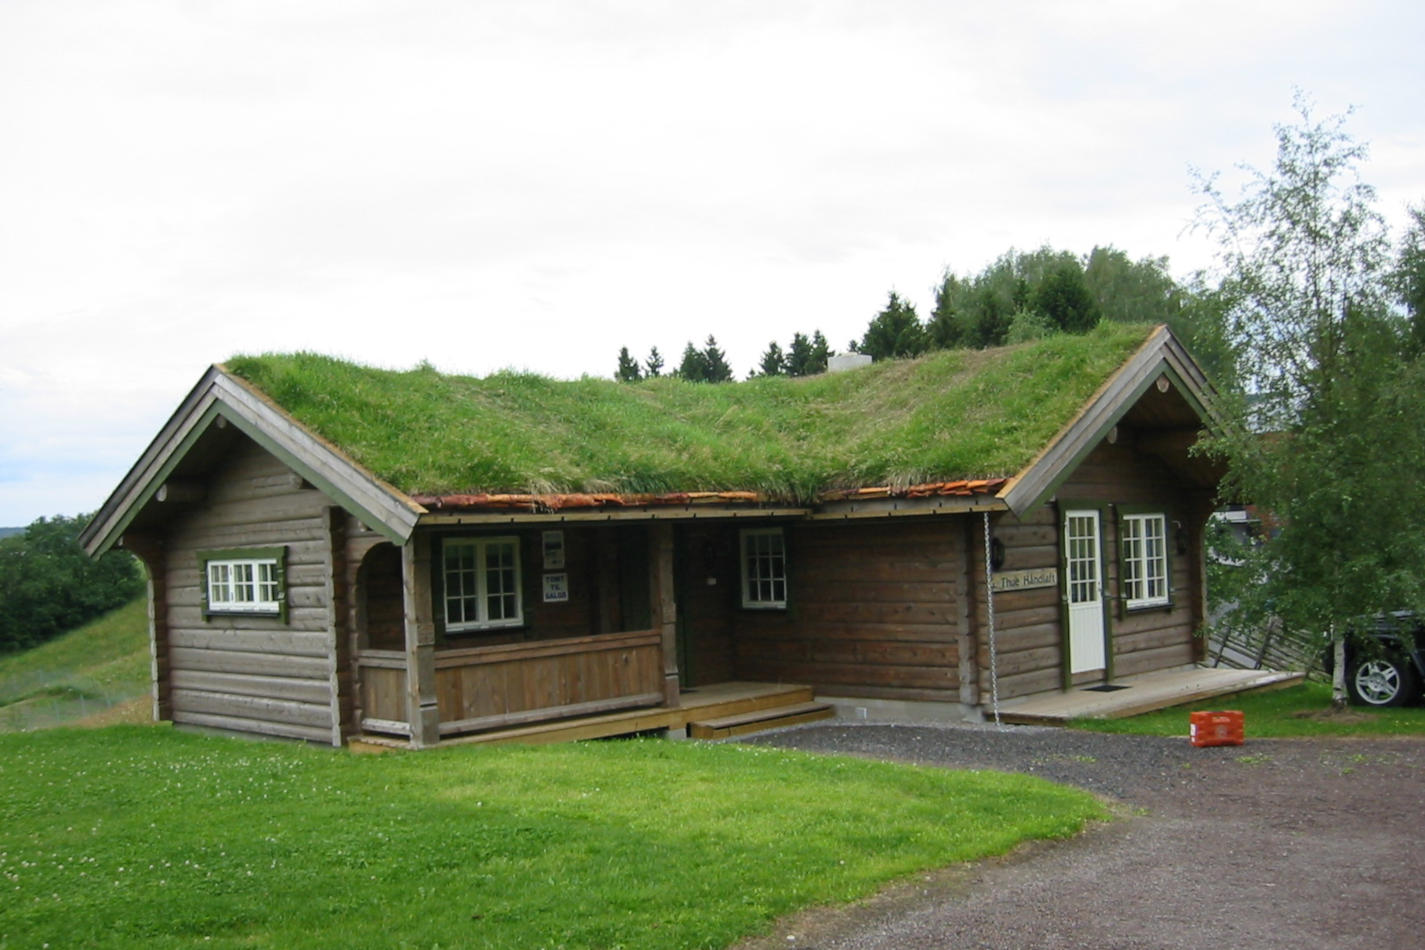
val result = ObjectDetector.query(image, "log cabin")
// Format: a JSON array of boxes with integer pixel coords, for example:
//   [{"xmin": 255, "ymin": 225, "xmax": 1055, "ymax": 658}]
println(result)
[{"xmin": 81, "ymin": 323, "xmax": 1232, "ymax": 747}]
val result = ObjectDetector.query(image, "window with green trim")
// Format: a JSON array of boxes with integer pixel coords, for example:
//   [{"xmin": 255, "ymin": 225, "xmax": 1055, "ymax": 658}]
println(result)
[
  {"xmin": 1120, "ymin": 513, "xmax": 1169, "ymax": 608},
  {"xmin": 201, "ymin": 547, "xmax": 287, "ymax": 620},
  {"xmin": 443, "ymin": 536, "xmax": 523, "ymax": 632},
  {"xmin": 740, "ymin": 528, "xmax": 787, "ymax": 609}
]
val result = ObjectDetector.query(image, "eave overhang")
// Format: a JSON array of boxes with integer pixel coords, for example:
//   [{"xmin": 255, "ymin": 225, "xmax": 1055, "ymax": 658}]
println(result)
[
  {"xmin": 79, "ymin": 366, "xmax": 424, "ymax": 556},
  {"xmin": 996, "ymin": 324, "xmax": 1219, "ymax": 516}
]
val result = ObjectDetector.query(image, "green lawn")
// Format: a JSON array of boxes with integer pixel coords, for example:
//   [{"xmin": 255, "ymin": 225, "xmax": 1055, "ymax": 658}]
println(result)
[
  {"xmin": 0, "ymin": 596, "xmax": 150, "ymax": 732},
  {"xmin": 1069, "ymin": 680, "xmax": 1425, "ymax": 738},
  {"xmin": 0, "ymin": 728, "xmax": 1103, "ymax": 949}
]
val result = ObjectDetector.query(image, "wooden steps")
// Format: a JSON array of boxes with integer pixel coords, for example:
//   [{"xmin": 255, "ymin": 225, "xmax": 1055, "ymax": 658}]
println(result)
[
  {"xmin": 687, "ymin": 700, "xmax": 834, "ymax": 739},
  {"xmin": 354, "ymin": 682, "xmax": 829, "ymax": 748}
]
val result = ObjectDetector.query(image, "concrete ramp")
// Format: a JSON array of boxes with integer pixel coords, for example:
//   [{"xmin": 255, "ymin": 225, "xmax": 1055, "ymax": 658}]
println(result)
[{"xmin": 996, "ymin": 667, "xmax": 1304, "ymax": 724}]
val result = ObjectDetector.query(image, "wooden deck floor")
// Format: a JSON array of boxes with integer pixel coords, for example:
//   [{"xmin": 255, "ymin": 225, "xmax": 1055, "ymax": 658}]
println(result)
[
  {"xmin": 994, "ymin": 666, "xmax": 1305, "ymax": 724},
  {"xmin": 352, "ymin": 681, "xmax": 816, "ymax": 750}
]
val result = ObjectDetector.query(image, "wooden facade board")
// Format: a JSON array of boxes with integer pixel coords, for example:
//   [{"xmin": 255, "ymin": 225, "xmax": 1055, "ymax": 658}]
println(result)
[
  {"xmin": 177, "ymin": 711, "xmax": 335, "ymax": 744},
  {"xmin": 156, "ymin": 438, "xmax": 340, "ymax": 741},
  {"xmin": 171, "ymin": 688, "xmax": 332, "ymax": 729},
  {"xmin": 171, "ymin": 669, "xmax": 331, "ymax": 704},
  {"xmin": 168, "ymin": 647, "xmax": 328, "ymax": 680},
  {"xmin": 168, "ymin": 628, "xmax": 330, "ymax": 658},
  {"xmin": 728, "ymin": 519, "xmax": 961, "ymax": 699}
]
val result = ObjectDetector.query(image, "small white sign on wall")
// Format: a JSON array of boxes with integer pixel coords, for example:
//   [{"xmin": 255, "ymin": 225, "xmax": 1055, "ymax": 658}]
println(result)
[
  {"xmin": 542, "ymin": 572, "xmax": 569, "ymax": 603},
  {"xmin": 990, "ymin": 567, "xmax": 1059, "ymax": 593},
  {"xmin": 542, "ymin": 530, "xmax": 565, "ymax": 570}
]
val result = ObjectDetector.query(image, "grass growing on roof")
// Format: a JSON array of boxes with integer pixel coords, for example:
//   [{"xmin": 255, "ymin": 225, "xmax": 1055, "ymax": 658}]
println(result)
[
  {"xmin": 226, "ymin": 323, "xmax": 1156, "ymax": 501},
  {"xmin": 0, "ymin": 727, "xmax": 1103, "ymax": 949}
]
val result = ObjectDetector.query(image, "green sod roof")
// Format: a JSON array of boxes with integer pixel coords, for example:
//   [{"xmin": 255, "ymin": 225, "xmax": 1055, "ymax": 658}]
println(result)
[{"xmin": 224, "ymin": 323, "xmax": 1156, "ymax": 504}]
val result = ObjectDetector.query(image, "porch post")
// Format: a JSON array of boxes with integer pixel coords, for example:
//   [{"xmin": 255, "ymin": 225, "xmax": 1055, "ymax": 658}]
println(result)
[
  {"xmin": 121, "ymin": 534, "xmax": 170, "ymax": 724},
  {"xmin": 649, "ymin": 523, "xmax": 681, "ymax": 707},
  {"xmin": 1187, "ymin": 494, "xmax": 1214, "ymax": 663},
  {"xmin": 323, "ymin": 508, "xmax": 351, "ymax": 748},
  {"xmin": 956, "ymin": 516, "xmax": 980, "ymax": 709},
  {"xmin": 401, "ymin": 538, "xmax": 440, "ymax": 747}
]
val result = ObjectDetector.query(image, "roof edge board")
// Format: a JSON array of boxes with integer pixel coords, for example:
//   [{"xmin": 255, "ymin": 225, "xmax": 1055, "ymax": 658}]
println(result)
[
  {"xmin": 80, "ymin": 367, "xmax": 227, "ymax": 556},
  {"xmin": 999, "ymin": 326, "xmax": 1215, "ymax": 516},
  {"xmin": 82, "ymin": 368, "xmax": 421, "ymax": 556},
  {"xmin": 209, "ymin": 372, "xmax": 421, "ymax": 543}
]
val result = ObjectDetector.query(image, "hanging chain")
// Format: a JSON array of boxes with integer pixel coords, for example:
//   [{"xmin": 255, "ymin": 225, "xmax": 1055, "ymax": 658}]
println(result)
[{"xmin": 983, "ymin": 511, "xmax": 1001, "ymax": 727}]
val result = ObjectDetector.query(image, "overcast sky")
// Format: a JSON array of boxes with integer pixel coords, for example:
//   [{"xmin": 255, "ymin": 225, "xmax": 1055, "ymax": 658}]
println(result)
[{"xmin": 2, "ymin": 0, "xmax": 1422, "ymax": 527}]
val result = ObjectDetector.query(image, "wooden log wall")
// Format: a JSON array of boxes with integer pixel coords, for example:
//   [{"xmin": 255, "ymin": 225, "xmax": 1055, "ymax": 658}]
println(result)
[
  {"xmin": 974, "ymin": 507, "xmax": 1063, "ymax": 701},
  {"xmin": 733, "ymin": 520, "xmax": 963, "ymax": 702},
  {"xmin": 161, "ymin": 437, "xmax": 339, "ymax": 744},
  {"xmin": 975, "ymin": 438, "xmax": 1209, "ymax": 702}
]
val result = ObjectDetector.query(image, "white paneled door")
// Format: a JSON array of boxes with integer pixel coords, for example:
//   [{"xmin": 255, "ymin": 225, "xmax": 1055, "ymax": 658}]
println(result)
[{"xmin": 1064, "ymin": 509, "xmax": 1106, "ymax": 674}]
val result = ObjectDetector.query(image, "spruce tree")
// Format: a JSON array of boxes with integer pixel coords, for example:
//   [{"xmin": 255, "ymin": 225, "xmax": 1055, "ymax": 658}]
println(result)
[
  {"xmin": 755, "ymin": 341, "xmax": 786, "ymax": 377},
  {"xmin": 702, "ymin": 335, "xmax": 734, "ymax": 383},
  {"xmin": 615, "ymin": 346, "xmax": 642, "ymax": 382}
]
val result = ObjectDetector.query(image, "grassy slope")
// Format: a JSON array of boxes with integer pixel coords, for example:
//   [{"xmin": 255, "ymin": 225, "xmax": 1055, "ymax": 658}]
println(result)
[
  {"xmin": 0, "ymin": 728, "xmax": 1103, "ymax": 949},
  {"xmin": 1070, "ymin": 681, "xmax": 1425, "ymax": 738},
  {"xmin": 226, "ymin": 323, "xmax": 1154, "ymax": 500},
  {"xmin": 0, "ymin": 596, "xmax": 150, "ymax": 732}
]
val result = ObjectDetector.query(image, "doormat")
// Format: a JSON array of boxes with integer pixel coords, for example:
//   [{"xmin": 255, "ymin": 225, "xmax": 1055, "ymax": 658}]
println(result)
[{"xmin": 1082, "ymin": 684, "xmax": 1130, "ymax": 692}]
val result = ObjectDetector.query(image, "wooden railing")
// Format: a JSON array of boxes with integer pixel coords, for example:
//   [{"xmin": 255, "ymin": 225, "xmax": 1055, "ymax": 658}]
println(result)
[{"xmin": 357, "ymin": 630, "xmax": 664, "ymax": 738}]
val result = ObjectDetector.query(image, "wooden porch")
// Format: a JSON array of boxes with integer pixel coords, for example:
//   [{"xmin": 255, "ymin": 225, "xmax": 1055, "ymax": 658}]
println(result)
[
  {"xmin": 994, "ymin": 665, "xmax": 1305, "ymax": 724},
  {"xmin": 352, "ymin": 680, "xmax": 829, "ymax": 748}
]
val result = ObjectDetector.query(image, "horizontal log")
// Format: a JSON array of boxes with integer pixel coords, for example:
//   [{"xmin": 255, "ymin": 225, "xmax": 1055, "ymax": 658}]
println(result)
[
  {"xmin": 982, "ymin": 622, "xmax": 1061, "ymax": 654},
  {"xmin": 171, "ymin": 669, "xmax": 330, "ymax": 704},
  {"xmin": 1113, "ymin": 642, "xmax": 1197, "ymax": 677},
  {"xmin": 983, "ymin": 644, "xmax": 1060, "ymax": 678},
  {"xmin": 793, "ymin": 683, "xmax": 961, "ymax": 703},
  {"xmin": 739, "ymin": 621, "xmax": 955, "ymax": 643},
  {"xmin": 990, "ymin": 666, "xmax": 1063, "ymax": 701},
  {"xmin": 795, "ymin": 602, "xmax": 955, "ymax": 625},
  {"xmin": 169, "ymin": 627, "xmax": 330, "ymax": 658},
  {"xmin": 171, "ymin": 688, "xmax": 332, "ymax": 729},
  {"xmin": 805, "ymin": 563, "xmax": 963, "ymax": 584},
  {"xmin": 987, "ymin": 603, "xmax": 1060, "ymax": 630},
  {"xmin": 997, "ymin": 544, "xmax": 1058, "ymax": 570},
  {"xmin": 1114, "ymin": 606, "xmax": 1192, "ymax": 637},
  {"xmin": 736, "ymin": 659, "xmax": 955, "ymax": 690},
  {"xmin": 797, "ymin": 584, "xmax": 957, "ymax": 606},
  {"xmin": 166, "ymin": 604, "xmax": 330, "ymax": 634},
  {"xmin": 175, "ymin": 710, "xmax": 335, "ymax": 744},
  {"xmin": 1114, "ymin": 625, "xmax": 1197, "ymax": 657},
  {"xmin": 980, "ymin": 586, "xmax": 1058, "ymax": 614},
  {"xmin": 170, "ymin": 647, "xmax": 329, "ymax": 680}
]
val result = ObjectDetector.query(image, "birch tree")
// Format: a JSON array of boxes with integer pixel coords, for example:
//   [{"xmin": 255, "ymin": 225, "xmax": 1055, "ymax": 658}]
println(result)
[{"xmin": 1197, "ymin": 96, "xmax": 1425, "ymax": 705}]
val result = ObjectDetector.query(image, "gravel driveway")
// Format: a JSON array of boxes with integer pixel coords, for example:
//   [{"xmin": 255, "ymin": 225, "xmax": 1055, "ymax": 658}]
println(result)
[{"xmin": 733, "ymin": 722, "xmax": 1425, "ymax": 950}]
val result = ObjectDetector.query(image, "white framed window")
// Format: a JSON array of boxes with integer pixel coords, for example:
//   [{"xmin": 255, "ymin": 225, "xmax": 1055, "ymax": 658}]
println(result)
[
  {"xmin": 1121, "ymin": 513, "xmax": 1169, "ymax": 608},
  {"xmin": 740, "ymin": 528, "xmax": 787, "ymax": 609},
  {"xmin": 201, "ymin": 548, "xmax": 286, "ymax": 619},
  {"xmin": 443, "ymin": 536, "xmax": 523, "ymax": 632}
]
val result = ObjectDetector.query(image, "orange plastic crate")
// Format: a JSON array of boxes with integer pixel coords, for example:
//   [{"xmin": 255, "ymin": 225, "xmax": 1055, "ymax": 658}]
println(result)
[{"xmin": 1189, "ymin": 710, "xmax": 1244, "ymax": 747}]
